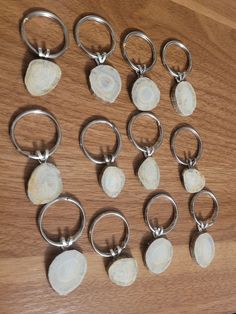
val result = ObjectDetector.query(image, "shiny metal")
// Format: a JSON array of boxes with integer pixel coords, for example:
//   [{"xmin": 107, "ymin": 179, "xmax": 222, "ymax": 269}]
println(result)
[
  {"xmin": 145, "ymin": 193, "xmax": 178, "ymax": 237},
  {"xmin": 170, "ymin": 125, "xmax": 202, "ymax": 167},
  {"xmin": 20, "ymin": 10, "xmax": 69, "ymax": 59},
  {"xmin": 38, "ymin": 196, "xmax": 86, "ymax": 248},
  {"xmin": 161, "ymin": 40, "xmax": 192, "ymax": 82},
  {"xmin": 74, "ymin": 15, "xmax": 116, "ymax": 64},
  {"xmin": 10, "ymin": 109, "xmax": 62, "ymax": 161},
  {"xmin": 127, "ymin": 111, "xmax": 163, "ymax": 157},
  {"xmin": 190, "ymin": 189, "xmax": 219, "ymax": 232},
  {"xmin": 89, "ymin": 210, "xmax": 130, "ymax": 258},
  {"xmin": 122, "ymin": 31, "xmax": 157, "ymax": 76},
  {"xmin": 80, "ymin": 118, "xmax": 122, "ymax": 165}
]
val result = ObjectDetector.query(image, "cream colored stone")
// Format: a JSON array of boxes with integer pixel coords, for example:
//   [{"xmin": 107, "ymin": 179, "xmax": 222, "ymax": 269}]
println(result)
[
  {"xmin": 28, "ymin": 163, "xmax": 63, "ymax": 205},
  {"xmin": 138, "ymin": 157, "xmax": 160, "ymax": 190},
  {"xmin": 101, "ymin": 166, "xmax": 125, "ymax": 198},
  {"xmin": 89, "ymin": 65, "xmax": 121, "ymax": 103},
  {"xmin": 25, "ymin": 59, "xmax": 61, "ymax": 96},
  {"xmin": 193, "ymin": 233, "xmax": 215, "ymax": 268},
  {"xmin": 108, "ymin": 257, "xmax": 138, "ymax": 286},
  {"xmin": 48, "ymin": 250, "xmax": 87, "ymax": 296},
  {"xmin": 183, "ymin": 168, "xmax": 205, "ymax": 193},
  {"xmin": 173, "ymin": 81, "xmax": 196, "ymax": 116}
]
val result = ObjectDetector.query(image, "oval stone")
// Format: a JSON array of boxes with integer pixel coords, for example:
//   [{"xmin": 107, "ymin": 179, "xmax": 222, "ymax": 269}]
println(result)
[
  {"xmin": 193, "ymin": 233, "xmax": 215, "ymax": 268},
  {"xmin": 101, "ymin": 166, "xmax": 125, "ymax": 198},
  {"xmin": 183, "ymin": 168, "xmax": 205, "ymax": 193},
  {"xmin": 173, "ymin": 81, "xmax": 196, "ymax": 116},
  {"xmin": 48, "ymin": 250, "xmax": 87, "ymax": 296},
  {"xmin": 138, "ymin": 157, "xmax": 160, "ymax": 190},
  {"xmin": 145, "ymin": 238, "xmax": 173, "ymax": 274},
  {"xmin": 108, "ymin": 257, "xmax": 138, "ymax": 286}
]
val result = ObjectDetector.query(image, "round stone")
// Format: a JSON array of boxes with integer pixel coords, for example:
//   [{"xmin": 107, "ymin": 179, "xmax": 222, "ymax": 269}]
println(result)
[
  {"xmin": 101, "ymin": 166, "xmax": 125, "ymax": 198},
  {"xmin": 183, "ymin": 168, "xmax": 205, "ymax": 193},
  {"xmin": 48, "ymin": 250, "xmax": 87, "ymax": 296},
  {"xmin": 145, "ymin": 238, "xmax": 173, "ymax": 274},
  {"xmin": 131, "ymin": 77, "xmax": 160, "ymax": 111},
  {"xmin": 108, "ymin": 257, "xmax": 138, "ymax": 287},
  {"xmin": 193, "ymin": 233, "xmax": 215, "ymax": 268},
  {"xmin": 138, "ymin": 157, "xmax": 160, "ymax": 190},
  {"xmin": 173, "ymin": 81, "xmax": 196, "ymax": 116}
]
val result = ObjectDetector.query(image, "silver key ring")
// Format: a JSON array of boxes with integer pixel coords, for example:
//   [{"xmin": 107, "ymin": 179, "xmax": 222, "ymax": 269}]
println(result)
[
  {"xmin": 74, "ymin": 15, "xmax": 116, "ymax": 63},
  {"xmin": 127, "ymin": 112, "xmax": 163, "ymax": 157},
  {"xmin": 20, "ymin": 10, "xmax": 69, "ymax": 59},
  {"xmin": 161, "ymin": 40, "xmax": 192, "ymax": 81},
  {"xmin": 10, "ymin": 109, "xmax": 62, "ymax": 160},
  {"xmin": 122, "ymin": 31, "xmax": 157, "ymax": 76},
  {"xmin": 80, "ymin": 118, "xmax": 122, "ymax": 165},
  {"xmin": 38, "ymin": 196, "xmax": 86, "ymax": 248},
  {"xmin": 89, "ymin": 210, "xmax": 130, "ymax": 258},
  {"xmin": 170, "ymin": 125, "xmax": 202, "ymax": 167},
  {"xmin": 145, "ymin": 193, "xmax": 178, "ymax": 237},
  {"xmin": 190, "ymin": 189, "xmax": 219, "ymax": 232}
]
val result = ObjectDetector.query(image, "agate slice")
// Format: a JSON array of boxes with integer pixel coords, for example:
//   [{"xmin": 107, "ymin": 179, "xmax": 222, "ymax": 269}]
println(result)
[
  {"xmin": 192, "ymin": 232, "xmax": 215, "ymax": 268},
  {"xmin": 138, "ymin": 157, "xmax": 160, "ymax": 190},
  {"xmin": 101, "ymin": 166, "xmax": 125, "ymax": 198},
  {"xmin": 108, "ymin": 257, "xmax": 138, "ymax": 287},
  {"xmin": 183, "ymin": 168, "xmax": 205, "ymax": 193},
  {"xmin": 172, "ymin": 81, "xmax": 196, "ymax": 116}
]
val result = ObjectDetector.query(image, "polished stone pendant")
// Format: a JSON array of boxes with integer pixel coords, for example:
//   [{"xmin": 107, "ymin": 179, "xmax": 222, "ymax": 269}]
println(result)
[
  {"xmin": 138, "ymin": 157, "xmax": 160, "ymax": 190},
  {"xmin": 101, "ymin": 166, "xmax": 125, "ymax": 198},
  {"xmin": 191, "ymin": 232, "xmax": 215, "ymax": 268},
  {"xmin": 183, "ymin": 168, "xmax": 205, "ymax": 193},
  {"xmin": 172, "ymin": 81, "xmax": 196, "ymax": 116}
]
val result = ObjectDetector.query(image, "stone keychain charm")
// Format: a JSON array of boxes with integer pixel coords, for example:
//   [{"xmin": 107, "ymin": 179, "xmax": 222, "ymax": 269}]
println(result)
[
  {"xmin": 75, "ymin": 15, "xmax": 121, "ymax": 103},
  {"xmin": 190, "ymin": 189, "xmax": 219, "ymax": 268},
  {"xmin": 10, "ymin": 109, "xmax": 63, "ymax": 205},
  {"xmin": 161, "ymin": 40, "xmax": 196, "ymax": 116},
  {"xmin": 80, "ymin": 118, "xmax": 125, "ymax": 198},
  {"xmin": 144, "ymin": 193, "xmax": 178, "ymax": 274},
  {"xmin": 122, "ymin": 31, "xmax": 160, "ymax": 111},
  {"xmin": 38, "ymin": 196, "xmax": 87, "ymax": 295},
  {"xmin": 20, "ymin": 10, "xmax": 69, "ymax": 96},
  {"xmin": 127, "ymin": 112, "xmax": 164, "ymax": 190},
  {"xmin": 170, "ymin": 124, "xmax": 205, "ymax": 193},
  {"xmin": 89, "ymin": 210, "xmax": 138, "ymax": 287}
]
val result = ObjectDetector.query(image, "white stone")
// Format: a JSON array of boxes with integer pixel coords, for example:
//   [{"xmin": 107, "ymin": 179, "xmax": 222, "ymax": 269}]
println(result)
[
  {"xmin": 48, "ymin": 250, "xmax": 87, "ymax": 296},
  {"xmin": 131, "ymin": 77, "xmax": 160, "ymax": 111},
  {"xmin": 183, "ymin": 168, "xmax": 205, "ymax": 193},
  {"xmin": 173, "ymin": 81, "xmax": 196, "ymax": 116},
  {"xmin": 108, "ymin": 257, "xmax": 138, "ymax": 286},
  {"xmin": 145, "ymin": 238, "xmax": 173, "ymax": 274},
  {"xmin": 89, "ymin": 64, "xmax": 121, "ymax": 103},
  {"xmin": 28, "ymin": 163, "xmax": 63, "ymax": 205},
  {"xmin": 101, "ymin": 166, "xmax": 125, "ymax": 198},
  {"xmin": 138, "ymin": 157, "xmax": 160, "ymax": 190},
  {"xmin": 25, "ymin": 59, "xmax": 61, "ymax": 96},
  {"xmin": 193, "ymin": 233, "xmax": 215, "ymax": 268}
]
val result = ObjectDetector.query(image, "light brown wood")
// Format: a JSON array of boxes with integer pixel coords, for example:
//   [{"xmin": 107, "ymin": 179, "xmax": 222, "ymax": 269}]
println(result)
[{"xmin": 0, "ymin": 1, "xmax": 236, "ymax": 313}]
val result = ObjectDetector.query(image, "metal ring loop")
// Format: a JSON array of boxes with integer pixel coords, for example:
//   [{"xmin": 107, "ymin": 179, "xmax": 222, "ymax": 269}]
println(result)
[
  {"xmin": 74, "ymin": 15, "xmax": 116, "ymax": 61},
  {"xmin": 10, "ymin": 109, "xmax": 61, "ymax": 160},
  {"xmin": 161, "ymin": 40, "xmax": 192, "ymax": 81},
  {"xmin": 80, "ymin": 118, "xmax": 122, "ymax": 165},
  {"xmin": 122, "ymin": 31, "xmax": 157, "ymax": 75},
  {"xmin": 127, "ymin": 112, "xmax": 163, "ymax": 156},
  {"xmin": 20, "ymin": 10, "xmax": 69, "ymax": 59},
  {"xmin": 190, "ymin": 189, "xmax": 219, "ymax": 231},
  {"xmin": 38, "ymin": 196, "xmax": 86, "ymax": 248},
  {"xmin": 89, "ymin": 210, "xmax": 130, "ymax": 258},
  {"xmin": 170, "ymin": 125, "xmax": 202, "ymax": 166},
  {"xmin": 145, "ymin": 193, "xmax": 178, "ymax": 237}
]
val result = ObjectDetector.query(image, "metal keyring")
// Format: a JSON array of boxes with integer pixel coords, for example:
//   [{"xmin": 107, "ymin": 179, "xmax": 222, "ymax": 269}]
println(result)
[
  {"xmin": 127, "ymin": 112, "xmax": 163, "ymax": 157},
  {"xmin": 161, "ymin": 40, "xmax": 192, "ymax": 82},
  {"xmin": 122, "ymin": 31, "xmax": 157, "ymax": 76},
  {"xmin": 170, "ymin": 125, "xmax": 202, "ymax": 167},
  {"xmin": 38, "ymin": 196, "xmax": 86, "ymax": 248},
  {"xmin": 80, "ymin": 118, "xmax": 122, "ymax": 165},
  {"xmin": 190, "ymin": 189, "xmax": 219, "ymax": 232},
  {"xmin": 89, "ymin": 210, "xmax": 130, "ymax": 258},
  {"xmin": 145, "ymin": 193, "xmax": 178, "ymax": 238},
  {"xmin": 74, "ymin": 15, "xmax": 116, "ymax": 63},
  {"xmin": 10, "ymin": 109, "xmax": 62, "ymax": 161},
  {"xmin": 21, "ymin": 10, "xmax": 69, "ymax": 59}
]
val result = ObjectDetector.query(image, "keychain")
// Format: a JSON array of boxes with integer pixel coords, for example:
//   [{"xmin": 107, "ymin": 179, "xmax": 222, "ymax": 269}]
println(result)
[
  {"xmin": 161, "ymin": 40, "xmax": 196, "ymax": 116},
  {"xmin": 80, "ymin": 118, "xmax": 125, "ymax": 198},
  {"xmin": 20, "ymin": 10, "xmax": 69, "ymax": 96},
  {"xmin": 170, "ymin": 124, "xmax": 205, "ymax": 193},
  {"xmin": 10, "ymin": 109, "xmax": 63, "ymax": 204},
  {"xmin": 127, "ymin": 112, "xmax": 163, "ymax": 190},
  {"xmin": 122, "ymin": 31, "xmax": 160, "ymax": 111},
  {"xmin": 189, "ymin": 189, "xmax": 219, "ymax": 268},
  {"xmin": 89, "ymin": 210, "xmax": 138, "ymax": 286},
  {"xmin": 38, "ymin": 196, "xmax": 87, "ymax": 295},
  {"xmin": 144, "ymin": 193, "xmax": 178, "ymax": 274},
  {"xmin": 75, "ymin": 15, "xmax": 121, "ymax": 103}
]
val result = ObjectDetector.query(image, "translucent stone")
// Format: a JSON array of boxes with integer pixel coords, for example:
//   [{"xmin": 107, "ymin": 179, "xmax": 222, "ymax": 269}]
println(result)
[
  {"xmin": 108, "ymin": 257, "xmax": 138, "ymax": 286},
  {"xmin": 101, "ymin": 166, "xmax": 125, "ymax": 198},
  {"xmin": 172, "ymin": 81, "xmax": 196, "ymax": 116},
  {"xmin": 183, "ymin": 168, "xmax": 205, "ymax": 193},
  {"xmin": 193, "ymin": 233, "xmax": 215, "ymax": 268},
  {"xmin": 138, "ymin": 157, "xmax": 160, "ymax": 190}
]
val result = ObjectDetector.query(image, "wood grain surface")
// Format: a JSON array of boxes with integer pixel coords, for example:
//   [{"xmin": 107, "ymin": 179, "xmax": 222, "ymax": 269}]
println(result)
[{"xmin": 0, "ymin": 1, "xmax": 236, "ymax": 313}]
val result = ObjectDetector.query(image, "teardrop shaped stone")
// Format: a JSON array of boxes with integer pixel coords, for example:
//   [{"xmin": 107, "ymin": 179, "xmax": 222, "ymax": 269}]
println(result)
[
  {"xmin": 172, "ymin": 81, "xmax": 196, "ymax": 116},
  {"xmin": 138, "ymin": 157, "xmax": 160, "ymax": 190},
  {"xmin": 101, "ymin": 166, "xmax": 125, "ymax": 198},
  {"xmin": 183, "ymin": 168, "xmax": 205, "ymax": 193},
  {"xmin": 108, "ymin": 257, "xmax": 138, "ymax": 286},
  {"xmin": 28, "ymin": 163, "xmax": 63, "ymax": 205},
  {"xmin": 193, "ymin": 233, "xmax": 215, "ymax": 268}
]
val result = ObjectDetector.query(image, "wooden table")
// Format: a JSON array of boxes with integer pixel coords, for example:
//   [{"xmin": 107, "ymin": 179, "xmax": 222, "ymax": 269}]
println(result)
[{"xmin": 0, "ymin": 1, "xmax": 235, "ymax": 313}]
